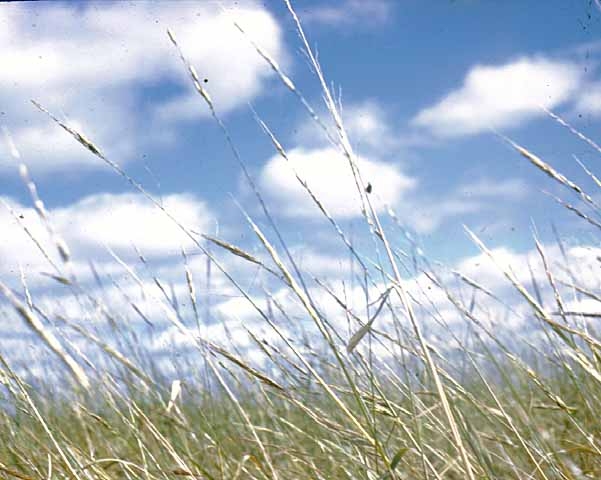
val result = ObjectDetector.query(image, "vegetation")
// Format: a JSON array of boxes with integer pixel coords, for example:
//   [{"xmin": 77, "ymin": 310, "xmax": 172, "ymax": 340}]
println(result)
[{"xmin": 1, "ymin": 2, "xmax": 601, "ymax": 479}]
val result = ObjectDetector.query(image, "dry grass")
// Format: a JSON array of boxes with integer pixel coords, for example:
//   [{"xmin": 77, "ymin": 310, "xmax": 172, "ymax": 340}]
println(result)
[{"xmin": 1, "ymin": 3, "xmax": 601, "ymax": 479}]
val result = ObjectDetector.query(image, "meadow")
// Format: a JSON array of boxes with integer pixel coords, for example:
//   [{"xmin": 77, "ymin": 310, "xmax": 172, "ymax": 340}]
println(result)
[{"xmin": 1, "ymin": 3, "xmax": 601, "ymax": 479}]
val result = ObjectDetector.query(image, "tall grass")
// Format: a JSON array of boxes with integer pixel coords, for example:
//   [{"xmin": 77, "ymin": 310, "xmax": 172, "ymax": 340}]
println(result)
[{"xmin": 1, "ymin": 3, "xmax": 601, "ymax": 479}]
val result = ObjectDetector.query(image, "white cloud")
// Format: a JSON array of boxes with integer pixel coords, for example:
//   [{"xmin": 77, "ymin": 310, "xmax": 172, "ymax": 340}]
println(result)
[
  {"xmin": 0, "ymin": 2, "xmax": 283, "ymax": 103},
  {"xmin": 341, "ymin": 100, "xmax": 407, "ymax": 154},
  {"xmin": 303, "ymin": 0, "xmax": 392, "ymax": 28},
  {"xmin": 0, "ymin": 192, "xmax": 214, "ymax": 287},
  {"xmin": 574, "ymin": 82, "xmax": 601, "ymax": 116},
  {"xmin": 405, "ymin": 198, "xmax": 483, "ymax": 235},
  {"xmin": 261, "ymin": 94, "xmax": 527, "ymax": 229},
  {"xmin": 54, "ymin": 192, "xmax": 212, "ymax": 255},
  {"xmin": 399, "ymin": 177, "xmax": 528, "ymax": 234},
  {"xmin": 294, "ymin": 99, "xmax": 411, "ymax": 154},
  {"xmin": 0, "ymin": 196, "xmax": 53, "ymax": 277},
  {"xmin": 0, "ymin": 1, "xmax": 286, "ymax": 173},
  {"xmin": 1, "ymin": 120, "xmax": 135, "ymax": 174},
  {"xmin": 345, "ymin": 102, "xmax": 387, "ymax": 138},
  {"xmin": 274, "ymin": 99, "xmax": 426, "ymax": 221},
  {"xmin": 259, "ymin": 146, "xmax": 415, "ymax": 219},
  {"xmin": 149, "ymin": 240, "xmax": 566, "ymax": 357},
  {"xmin": 291, "ymin": 247, "xmax": 355, "ymax": 278},
  {"xmin": 563, "ymin": 297, "xmax": 601, "ymax": 318},
  {"xmin": 458, "ymin": 178, "xmax": 528, "ymax": 199},
  {"xmin": 412, "ymin": 57, "xmax": 584, "ymax": 137},
  {"xmin": 3, "ymin": 216, "xmax": 600, "ymax": 378}
]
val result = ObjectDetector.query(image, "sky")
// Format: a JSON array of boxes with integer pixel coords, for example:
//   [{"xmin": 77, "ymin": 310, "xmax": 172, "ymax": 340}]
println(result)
[{"xmin": 1, "ymin": 0, "xmax": 601, "ymax": 377}]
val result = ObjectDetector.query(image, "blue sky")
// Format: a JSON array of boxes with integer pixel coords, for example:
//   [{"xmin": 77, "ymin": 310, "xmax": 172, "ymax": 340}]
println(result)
[
  {"xmin": 1, "ymin": 1, "xmax": 600, "ymax": 256},
  {"xmin": 2, "ymin": 1, "xmax": 601, "ymax": 372}
]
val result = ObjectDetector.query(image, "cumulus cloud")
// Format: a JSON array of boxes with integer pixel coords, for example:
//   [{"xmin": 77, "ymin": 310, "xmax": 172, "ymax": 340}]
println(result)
[
  {"xmin": 412, "ymin": 57, "xmax": 585, "ymax": 137},
  {"xmin": 0, "ymin": 119, "xmax": 135, "ymax": 174},
  {"xmin": 54, "ymin": 193, "xmax": 212, "ymax": 255},
  {"xmin": 151, "ymin": 237, "xmax": 601, "ymax": 364},
  {"xmin": 0, "ymin": 192, "xmax": 213, "ymax": 287},
  {"xmin": 0, "ymin": 1, "xmax": 285, "ymax": 173},
  {"xmin": 4, "ymin": 208, "xmax": 601, "ymax": 377},
  {"xmin": 284, "ymin": 88, "xmax": 540, "ymax": 234},
  {"xmin": 260, "ymin": 98, "xmax": 529, "ymax": 228},
  {"xmin": 257, "ymin": 97, "xmax": 421, "ymax": 220},
  {"xmin": 259, "ymin": 146, "xmax": 415, "ymax": 219}
]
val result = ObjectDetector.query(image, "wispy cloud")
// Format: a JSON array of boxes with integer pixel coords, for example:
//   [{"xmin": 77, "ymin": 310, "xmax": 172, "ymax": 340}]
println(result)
[
  {"xmin": 412, "ymin": 57, "xmax": 585, "ymax": 138},
  {"xmin": 400, "ymin": 178, "xmax": 529, "ymax": 234},
  {"xmin": 574, "ymin": 82, "xmax": 601, "ymax": 116},
  {"xmin": 302, "ymin": 0, "xmax": 393, "ymax": 28}
]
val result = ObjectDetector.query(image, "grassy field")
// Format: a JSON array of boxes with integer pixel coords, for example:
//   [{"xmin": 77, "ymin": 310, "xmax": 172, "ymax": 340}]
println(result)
[{"xmin": 2, "ymin": 3, "xmax": 601, "ymax": 479}]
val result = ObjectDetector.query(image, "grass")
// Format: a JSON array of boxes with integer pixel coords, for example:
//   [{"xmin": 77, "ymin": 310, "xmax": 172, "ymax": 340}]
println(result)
[{"xmin": 1, "ymin": 2, "xmax": 601, "ymax": 479}]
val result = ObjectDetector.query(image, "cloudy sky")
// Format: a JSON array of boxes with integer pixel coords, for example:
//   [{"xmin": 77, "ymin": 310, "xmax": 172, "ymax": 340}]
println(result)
[{"xmin": 1, "ymin": 0, "xmax": 601, "ymax": 373}]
